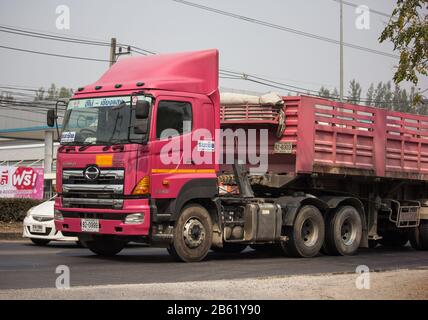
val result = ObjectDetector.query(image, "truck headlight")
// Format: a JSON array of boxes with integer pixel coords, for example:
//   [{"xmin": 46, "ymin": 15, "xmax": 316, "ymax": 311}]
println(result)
[
  {"xmin": 125, "ymin": 213, "xmax": 144, "ymax": 224},
  {"xmin": 54, "ymin": 210, "xmax": 64, "ymax": 221}
]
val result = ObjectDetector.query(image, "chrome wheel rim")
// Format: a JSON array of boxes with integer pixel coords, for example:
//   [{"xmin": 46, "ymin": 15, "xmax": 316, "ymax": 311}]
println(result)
[{"xmin": 183, "ymin": 217, "xmax": 206, "ymax": 249}]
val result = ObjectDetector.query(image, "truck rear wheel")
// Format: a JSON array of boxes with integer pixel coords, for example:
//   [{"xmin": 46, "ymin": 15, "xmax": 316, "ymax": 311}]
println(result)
[
  {"xmin": 85, "ymin": 237, "xmax": 126, "ymax": 257},
  {"xmin": 280, "ymin": 205, "xmax": 324, "ymax": 258},
  {"xmin": 323, "ymin": 206, "xmax": 362, "ymax": 256},
  {"xmin": 211, "ymin": 243, "xmax": 247, "ymax": 254},
  {"xmin": 409, "ymin": 220, "xmax": 428, "ymax": 250},
  {"xmin": 168, "ymin": 204, "xmax": 213, "ymax": 262}
]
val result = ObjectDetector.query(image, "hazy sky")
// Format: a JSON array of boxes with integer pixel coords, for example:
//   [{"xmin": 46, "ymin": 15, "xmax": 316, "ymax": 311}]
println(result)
[{"xmin": 0, "ymin": 0, "xmax": 426, "ymax": 97}]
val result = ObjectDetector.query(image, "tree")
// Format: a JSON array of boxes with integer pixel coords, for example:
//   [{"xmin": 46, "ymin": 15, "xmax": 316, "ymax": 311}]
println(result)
[
  {"xmin": 400, "ymin": 88, "xmax": 410, "ymax": 112},
  {"xmin": 319, "ymin": 86, "xmax": 331, "ymax": 99},
  {"xmin": 34, "ymin": 84, "xmax": 72, "ymax": 101},
  {"xmin": 366, "ymin": 83, "xmax": 375, "ymax": 106},
  {"xmin": 392, "ymin": 85, "xmax": 403, "ymax": 111},
  {"xmin": 58, "ymin": 87, "xmax": 73, "ymax": 99},
  {"xmin": 47, "ymin": 83, "xmax": 57, "ymax": 101},
  {"xmin": 379, "ymin": 0, "xmax": 428, "ymax": 102},
  {"xmin": 347, "ymin": 79, "xmax": 362, "ymax": 104},
  {"xmin": 331, "ymin": 88, "xmax": 340, "ymax": 100},
  {"xmin": 34, "ymin": 87, "xmax": 45, "ymax": 101},
  {"xmin": 383, "ymin": 81, "xmax": 393, "ymax": 108},
  {"xmin": 373, "ymin": 82, "xmax": 386, "ymax": 107},
  {"xmin": 0, "ymin": 91, "xmax": 14, "ymax": 103}
]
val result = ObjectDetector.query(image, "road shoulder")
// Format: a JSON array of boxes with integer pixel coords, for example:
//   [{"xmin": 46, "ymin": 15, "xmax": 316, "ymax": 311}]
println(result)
[{"xmin": 1, "ymin": 269, "xmax": 427, "ymax": 300}]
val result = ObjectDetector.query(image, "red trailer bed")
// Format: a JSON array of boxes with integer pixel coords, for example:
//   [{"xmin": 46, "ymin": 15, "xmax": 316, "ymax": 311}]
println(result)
[{"xmin": 221, "ymin": 95, "xmax": 428, "ymax": 181}]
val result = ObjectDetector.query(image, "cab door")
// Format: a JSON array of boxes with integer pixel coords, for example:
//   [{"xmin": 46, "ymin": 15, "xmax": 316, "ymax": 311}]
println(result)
[{"xmin": 149, "ymin": 95, "xmax": 215, "ymax": 199}]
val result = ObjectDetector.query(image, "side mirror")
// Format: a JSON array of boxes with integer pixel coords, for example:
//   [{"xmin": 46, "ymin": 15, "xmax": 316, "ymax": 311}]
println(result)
[
  {"xmin": 134, "ymin": 119, "xmax": 149, "ymax": 135},
  {"xmin": 135, "ymin": 100, "xmax": 150, "ymax": 119},
  {"xmin": 47, "ymin": 109, "xmax": 57, "ymax": 127}
]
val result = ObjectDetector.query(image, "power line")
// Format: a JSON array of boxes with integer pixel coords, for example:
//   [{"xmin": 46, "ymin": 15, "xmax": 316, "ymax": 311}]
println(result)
[
  {"xmin": 331, "ymin": 0, "xmax": 391, "ymax": 18},
  {"xmin": 0, "ymin": 114, "xmax": 45, "ymax": 123},
  {"xmin": 0, "ymin": 45, "xmax": 110, "ymax": 62},
  {"xmin": 0, "ymin": 23, "xmax": 410, "ymax": 107},
  {"xmin": 0, "ymin": 24, "xmax": 396, "ymax": 102},
  {"xmin": 0, "ymin": 85, "xmax": 41, "ymax": 92},
  {"xmin": 0, "ymin": 24, "xmax": 157, "ymax": 57},
  {"xmin": 170, "ymin": 0, "xmax": 399, "ymax": 59},
  {"xmin": 0, "ymin": 23, "xmax": 113, "ymax": 45},
  {"xmin": 0, "ymin": 103, "xmax": 65, "ymax": 116},
  {"xmin": 1, "ymin": 98, "xmax": 59, "ymax": 106},
  {"xmin": 0, "ymin": 26, "xmax": 110, "ymax": 47}
]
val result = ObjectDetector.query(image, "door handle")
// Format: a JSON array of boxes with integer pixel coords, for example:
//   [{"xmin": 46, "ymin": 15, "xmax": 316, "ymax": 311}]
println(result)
[{"xmin": 184, "ymin": 159, "xmax": 195, "ymax": 165}]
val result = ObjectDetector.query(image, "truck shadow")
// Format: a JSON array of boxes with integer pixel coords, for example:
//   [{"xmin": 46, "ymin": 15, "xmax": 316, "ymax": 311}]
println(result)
[{"xmin": 77, "ymin": 245, "xmax": 419, "ymax": 264}]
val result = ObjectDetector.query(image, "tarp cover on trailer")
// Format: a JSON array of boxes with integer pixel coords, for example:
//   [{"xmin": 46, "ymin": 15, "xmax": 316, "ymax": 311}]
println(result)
[{"xmin": 220, "ymin": 92, "xmax": 284, "ymax": 106}]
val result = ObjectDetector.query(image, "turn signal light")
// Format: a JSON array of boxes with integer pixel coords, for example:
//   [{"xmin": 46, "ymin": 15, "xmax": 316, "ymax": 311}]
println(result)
[{"xmin": 132, "ymin": 176, "xmax": 150, "ymax": 195}]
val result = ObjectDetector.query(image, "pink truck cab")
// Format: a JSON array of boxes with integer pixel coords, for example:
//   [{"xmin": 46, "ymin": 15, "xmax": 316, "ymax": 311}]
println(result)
[{"xmin": 49, "ymin": 49, "xmax": 428, "ymax": 262}]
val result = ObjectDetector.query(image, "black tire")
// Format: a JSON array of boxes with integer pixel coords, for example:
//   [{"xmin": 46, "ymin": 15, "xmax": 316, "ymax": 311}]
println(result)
[
  {"xmin": 280, "ymin": 205, "xmax": 325, "ymax": 258},
  {"xmin": 323, "ymin": 205, "xmax": 362, "ymax": 256},
  {"xmin": 378, "ymin": 231, "xmax": 409, "ymax": 247},
  {"xmin": 168, "ymin": 204, "xmax": 213, "ymax": 262},
  {"xmin": 85, "ymin": 237, "xmax": 125, "ymax": 257},
  {"xmin": 212, "ymin": 243, "xmax": 247, "ymax": 254},
  {"xmin": 30, "ymin": 238, "xmax": 50, "ymax": 246},
  {"xmin": 409, "ymin": 220, "xmax": 428, "ymax": 250}
]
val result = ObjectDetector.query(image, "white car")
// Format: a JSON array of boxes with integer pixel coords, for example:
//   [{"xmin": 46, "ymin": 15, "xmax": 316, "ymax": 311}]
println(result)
[{"xmin": 23, "ymin": 197, "xmax": 78, "ymax": 246}]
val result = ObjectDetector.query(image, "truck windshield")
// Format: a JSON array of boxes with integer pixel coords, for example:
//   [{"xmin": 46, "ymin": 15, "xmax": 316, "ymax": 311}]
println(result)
[{"xmin": 60, "ymin": 95, "xmax": 151, "ymax": 145}]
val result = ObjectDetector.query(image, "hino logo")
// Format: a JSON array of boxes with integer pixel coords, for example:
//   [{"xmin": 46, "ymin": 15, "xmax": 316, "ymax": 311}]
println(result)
[{"xmin": 84, "ymin": 166, "xmax": 100, "ymax": 180}]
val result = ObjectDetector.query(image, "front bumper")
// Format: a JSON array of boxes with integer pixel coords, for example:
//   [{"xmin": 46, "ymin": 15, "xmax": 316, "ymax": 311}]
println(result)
[
  {"xmin": 23, "ymin": 216, "xmax": 78, "ymax": 241},
  {"xmin": 55, "ymin": 198, "xmax": 151, "ymax": 236}
]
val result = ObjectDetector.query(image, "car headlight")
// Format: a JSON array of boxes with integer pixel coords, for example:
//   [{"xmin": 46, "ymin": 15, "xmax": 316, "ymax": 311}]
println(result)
[
  {"xmin": 26, "ymin": 207, "xmax": 35, "ymax": 218},
  {"xmin": 125, "ymin": 213, "xmax": 144, "ymax": 224}
]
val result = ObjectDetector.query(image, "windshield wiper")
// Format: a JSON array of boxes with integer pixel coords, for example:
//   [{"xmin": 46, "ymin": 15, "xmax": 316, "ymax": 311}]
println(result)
[{"xmin": 78, "ymin": 142, "xmax": 96, "ymax": 151}]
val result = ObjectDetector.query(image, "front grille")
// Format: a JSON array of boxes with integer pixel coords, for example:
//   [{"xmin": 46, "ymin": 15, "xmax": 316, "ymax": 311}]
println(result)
[
  {"xmin": 62, "ymin": 211, "xmax": 126, "ymax": 221},
  {"xmin": 32, "ymin": 215, "xmax": 53, "ymax": 222},
  {"xmin": 62, "ymin": 168, "xmax": 125, "ymax": 209}
]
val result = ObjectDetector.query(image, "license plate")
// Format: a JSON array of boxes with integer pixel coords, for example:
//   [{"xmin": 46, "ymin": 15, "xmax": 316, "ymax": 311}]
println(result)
[
  {"xmin": 81, "ymin": 219, "xmax": 100, "ymax": 233},
  {"xmin": 274, "ymin": 141, "xmax": 293, "ymax": 154},
  {"xmin": 31, "ymin": 224, "xmax": 45, "ymax": 234}
]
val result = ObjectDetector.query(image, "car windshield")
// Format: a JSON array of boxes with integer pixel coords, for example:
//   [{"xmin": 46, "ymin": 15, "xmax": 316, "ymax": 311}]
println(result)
[{"xmin": 61, "ymin": 95, "xmax": 151, "ymax": 145}]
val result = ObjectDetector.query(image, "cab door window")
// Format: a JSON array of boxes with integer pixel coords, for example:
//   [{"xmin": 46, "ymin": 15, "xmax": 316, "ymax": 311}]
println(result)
[{"xmin": 156, "ymin": 101, "xmax": 192, "ymax": 139}]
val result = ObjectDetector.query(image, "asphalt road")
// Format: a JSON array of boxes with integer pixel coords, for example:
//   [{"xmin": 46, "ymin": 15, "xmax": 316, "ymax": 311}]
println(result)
[{"xmin": 1, "ymin": 240, "xmax": 428, "ymax": 290}]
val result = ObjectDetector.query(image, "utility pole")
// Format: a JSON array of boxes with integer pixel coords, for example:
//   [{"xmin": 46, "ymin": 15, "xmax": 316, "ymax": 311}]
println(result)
[
  {"xmin": 110, "ymin": 37, "xmax": 117, "ymax": 67},
  {"xmin": 109, "ymin": 37, "xmax": 131, "ymax": 67},
  {"xmin": 339, "ymin": 0, "xmax": 344, "ymax": 102}
]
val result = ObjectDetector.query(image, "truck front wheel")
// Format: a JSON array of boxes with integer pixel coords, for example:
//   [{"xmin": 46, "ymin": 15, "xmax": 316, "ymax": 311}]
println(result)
[
  {"xmin": 168, "ymin": 204, "xmax": 213, "ymax": 262},
  {"xmin": 84, "ymin": 237, "xmax": 126, "ymax": 257},
  {"xmin": 280, "ymin": 205, "xmax": 325, "ymax": 258},
  {"xmin": 323, "ymin": 206, "xmax": 362, "ymax": 256},
  {"xmin": 409, "ymin": 220, "xmax": 428, "ymax": 250}
]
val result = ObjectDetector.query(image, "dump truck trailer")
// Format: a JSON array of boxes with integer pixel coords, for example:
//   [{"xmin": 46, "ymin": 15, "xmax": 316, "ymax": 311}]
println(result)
[{"xmin": 49, "ymin": 49, "xmax": 428, "ymax": 262}]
